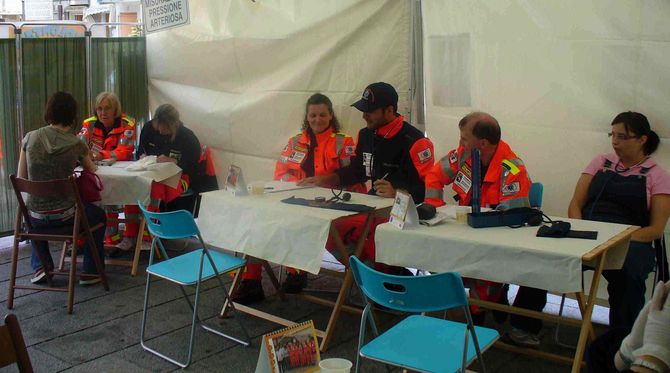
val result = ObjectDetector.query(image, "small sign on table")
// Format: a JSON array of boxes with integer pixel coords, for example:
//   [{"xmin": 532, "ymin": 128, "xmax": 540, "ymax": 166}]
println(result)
[{"xmin": 388, "ymin": 190, "xmax": 419, "ymax": 229}]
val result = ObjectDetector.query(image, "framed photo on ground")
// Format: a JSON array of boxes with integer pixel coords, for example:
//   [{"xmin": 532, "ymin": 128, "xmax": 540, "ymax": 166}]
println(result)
[{"xmin": 263, "ymin": 320, "xmax": 320, "ymax": 373}]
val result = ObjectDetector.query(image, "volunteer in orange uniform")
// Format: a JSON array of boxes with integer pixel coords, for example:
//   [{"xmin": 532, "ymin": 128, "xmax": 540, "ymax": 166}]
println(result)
[
  {"xmin": 300, "ymin": 82, "xmax": 434, "ymax": 271},
  {"xmin": 78, "ymin": 92, "xmax": 136, "ymax": 246},
  {"xmin": 274, "ymin": 93, "xmax": 363, "ymax": 188},
  {"xmin": 109, "ymin": 104, "xmax": 201, "ymax": 257},
  {"xmin": 425, "ymin": 112, "xmax": 532, "ymax": 324},
  {"xmin": 425, "ymin": 112, "xmax": 531, "ymax": 209},
  {"xmin": 233, "ymin": 93, "xmax": 364, "ymax": 304},
  {"xmin": 79, "ymin": 92, "xmax": 136, "ymax": 163}
]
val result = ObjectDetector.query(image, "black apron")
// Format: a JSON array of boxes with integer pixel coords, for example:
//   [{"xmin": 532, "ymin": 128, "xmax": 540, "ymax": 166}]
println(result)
[
  {"xmin": 582, "ymin": 159, "xmax": 668, "ymax": 280},
  {"xmin": 582, "ymin": 159, "xmax": 649, "ymax": 226}
]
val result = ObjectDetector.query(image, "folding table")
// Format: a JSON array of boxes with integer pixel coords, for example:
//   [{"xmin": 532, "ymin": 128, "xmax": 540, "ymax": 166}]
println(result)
[
  {"xmin": 375, "ymin": 206, "xmax": 635, "ymax": 372},
  {"xmin": 197, "ymin": 187, "xmax": 393, "ymax": 351}
]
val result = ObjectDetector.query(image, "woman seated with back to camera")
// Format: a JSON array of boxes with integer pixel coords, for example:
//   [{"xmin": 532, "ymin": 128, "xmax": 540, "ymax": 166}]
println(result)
[
  {"xmin": 232, "ymin": 93, "xmax": 365, "ymax": 305},
  {"xmin": 512, "ymin": 112, "xmax": 670, "ymax": 346},
  {"xmin": 18, "ymin": 91, "xmax": 106, "ymax": 286}
]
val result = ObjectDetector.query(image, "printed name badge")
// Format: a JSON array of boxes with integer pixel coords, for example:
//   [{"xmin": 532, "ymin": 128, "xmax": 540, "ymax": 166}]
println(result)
[
  {"xmin": 454, "ymin": 171, "xmax": 472, "ymax": 194},
  {"xmin": 389, "ymin": 190, "xmax": 419, "ymax": 230}
]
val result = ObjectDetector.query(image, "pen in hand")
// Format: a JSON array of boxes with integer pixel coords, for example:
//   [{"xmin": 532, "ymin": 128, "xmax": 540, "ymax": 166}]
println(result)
[{"xmin": 373, "ymin": 172, "xmax": 390, "ymax": 191}]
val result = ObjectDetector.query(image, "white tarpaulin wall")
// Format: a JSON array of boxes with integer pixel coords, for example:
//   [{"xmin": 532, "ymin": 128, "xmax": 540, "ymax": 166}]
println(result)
[
  {"xmin": 147, "ymin": 0, "xmax": 412, "ymax": 184},
  {"xmin": 422, "ymin": 1, "xmax": 670, "ymax": 216},
  {"xmin": 148, "ymin": 0, "xmax": 670, "ymax": 218}
]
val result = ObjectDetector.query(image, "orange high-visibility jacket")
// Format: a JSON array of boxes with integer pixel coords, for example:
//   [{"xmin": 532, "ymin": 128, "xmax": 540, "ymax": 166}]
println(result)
[
  {"xmin": 425, "ymin": 140, "xmax": 531, "ymax": 209},
  {"xmin": 274, "ymin": 127, "xmax": 365, "ymax": 192},
  {"xmin": 79, "ymin": 114, "xmax": 136, "ymax": 161}
]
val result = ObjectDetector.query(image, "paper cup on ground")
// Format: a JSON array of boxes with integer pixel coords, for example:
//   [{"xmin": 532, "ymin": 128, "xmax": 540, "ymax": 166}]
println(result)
[
  {"xmin": 319, "ymin": 358, "xmax": 352, "ymax": 372},
  {"xmin": 455, "ymin": 206, "xmax": 471, "ymax": 224}
]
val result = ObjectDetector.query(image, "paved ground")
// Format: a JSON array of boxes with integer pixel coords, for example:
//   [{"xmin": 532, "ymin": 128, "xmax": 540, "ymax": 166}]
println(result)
[{"xmin": 0, "ymin": 240, "xmax": 604, "ymax": 372}]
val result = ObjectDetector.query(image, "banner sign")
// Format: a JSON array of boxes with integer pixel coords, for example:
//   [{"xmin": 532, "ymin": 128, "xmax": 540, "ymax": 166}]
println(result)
[{"xmin": 142, "ymin": 0, "xmax": 189, "ymax": 34}]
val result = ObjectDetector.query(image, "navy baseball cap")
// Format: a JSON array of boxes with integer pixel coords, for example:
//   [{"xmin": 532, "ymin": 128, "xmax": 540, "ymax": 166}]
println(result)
[{"xmin": 351, "ymin": 82, "xmax": 398, "ymax": 113}]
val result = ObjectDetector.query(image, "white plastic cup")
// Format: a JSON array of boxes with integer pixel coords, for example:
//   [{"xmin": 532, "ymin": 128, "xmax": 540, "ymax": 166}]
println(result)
[
  {"xmin": 455, "ymin": 205, "xmax": 471, "ymax": 224},
  {"xmin": 319, "ymin": 358, "xmax": 353, "ymax": 373}
]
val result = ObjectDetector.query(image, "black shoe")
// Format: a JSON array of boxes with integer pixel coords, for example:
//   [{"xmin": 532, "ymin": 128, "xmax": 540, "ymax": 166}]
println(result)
[
  {"xmin": 30, "ymin": 268, "xmax": 51, "ymax": 284},
  {"xmin": 281, "ymin": 272, "xmax": 308, "ymax": 294},
  {"xmin": 232, "ymin": 280, "xmax": 265, "ymax": 305}
]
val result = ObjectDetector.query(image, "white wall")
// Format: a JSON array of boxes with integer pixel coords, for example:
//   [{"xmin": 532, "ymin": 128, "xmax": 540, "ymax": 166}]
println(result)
[
  {"xmin": 422, "ymin": 0, "xmax": 670, "ymax": 217},
  {"xmin": 146, "ymin": 0, "xmax": 412, "ymax": 184}
]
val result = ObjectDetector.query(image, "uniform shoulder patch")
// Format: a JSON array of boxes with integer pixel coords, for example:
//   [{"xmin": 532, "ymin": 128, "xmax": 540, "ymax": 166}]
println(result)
[
  {"xmin": 124, "ymin": 129, "xmax": 134, "ymax": 138},
  {"xmin": 345, "ymin": 145, "xmax": 355, "ymax": 156},
  {"xmin": 449, "ymin": 151, "xmax": 458, "ymax": 164},
  {"xmin": 501, "ymin": 181, "xmax": 521, "ymax": 196},
  {"xmin": 417, "ymin": 148, "xmax": 433, "ymax": 163},
  {"xmin": 79, "ymin": 127, "xmax": 88, "ymax": 135},
  {"xmin": 502, "ymin": 159, "xmax": 520, "ymax": 175}
]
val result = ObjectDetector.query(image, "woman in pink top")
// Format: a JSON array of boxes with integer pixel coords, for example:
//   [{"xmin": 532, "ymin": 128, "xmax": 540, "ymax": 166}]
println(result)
[
  {"xmin": 569, "ymin": 111, "xmax": 670, "ymax": 329},
  {"xmin": 511, "ymin": 112, "xmax": 669, "ymax": 347}
]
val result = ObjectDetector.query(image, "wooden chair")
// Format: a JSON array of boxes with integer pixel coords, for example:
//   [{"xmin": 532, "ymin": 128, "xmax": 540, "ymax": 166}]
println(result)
[
  {"xmin": 0, "ymin": 314, "xmax": 33, "ymax": 373},
  {"xmin": 7, "ymin": 175, "xmax": 109, "ymax": 314}
]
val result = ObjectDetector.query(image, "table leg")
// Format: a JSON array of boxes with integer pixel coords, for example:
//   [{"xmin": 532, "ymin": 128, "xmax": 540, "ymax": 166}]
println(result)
[
  {"xmin": 262, "ymin": 260, "xmax": 285, "ymax": 300},
  {"xmin": 220, "ymin": 254, "xmax": 246, "ymax": 318},
  {"xmin": 572, "ymin": 251, "xmax": 607, "ymax": 373},
  {"xmin": 130, "ymin": 217, "xmax": 145, "ymax": 276},
  {"xmin": 575, "ymin": 292, "xmax": 596, "ymax": 341}
]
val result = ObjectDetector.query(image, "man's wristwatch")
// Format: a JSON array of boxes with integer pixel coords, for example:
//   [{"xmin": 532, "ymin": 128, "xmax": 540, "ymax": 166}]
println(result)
[{"xmin": 631, "ymin": 358, "xmax": 665, "ymax": 373}]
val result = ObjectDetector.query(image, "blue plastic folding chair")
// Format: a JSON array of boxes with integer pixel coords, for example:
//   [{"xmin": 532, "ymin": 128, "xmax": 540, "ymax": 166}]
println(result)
[
  {"xmin": 138, "ymin": 203, "xmax": 250, "ymax": 368},
  {"xmin": 350, "ymin": 256, "xmax": 499, "ymax": 373}
]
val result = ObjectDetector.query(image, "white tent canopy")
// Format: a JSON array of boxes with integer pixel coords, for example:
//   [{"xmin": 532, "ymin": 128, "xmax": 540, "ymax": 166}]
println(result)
[{"xmin": 147, "ymin": 0, "xmax": 670, "ymax": 217}]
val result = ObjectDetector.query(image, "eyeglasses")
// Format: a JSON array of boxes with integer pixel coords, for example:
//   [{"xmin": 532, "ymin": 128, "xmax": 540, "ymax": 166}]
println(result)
[{"xmin": 608, "ymin": 132, "xmax": 639, "ymax": 141}]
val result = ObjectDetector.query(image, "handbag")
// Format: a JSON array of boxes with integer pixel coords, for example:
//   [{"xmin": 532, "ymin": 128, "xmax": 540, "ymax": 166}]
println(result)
[{"xmin": 75, "ymin": 169, "xmax": 103, "ymax": 203}]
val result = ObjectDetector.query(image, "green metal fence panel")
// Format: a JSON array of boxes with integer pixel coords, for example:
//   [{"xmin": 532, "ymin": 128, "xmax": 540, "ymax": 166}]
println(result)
[
  {"xmin": 0, "ymin": 34, "xmax": 147, "ymax": 234},
  {"xmin": 0, "ymin": 38, "xmax": 19, "ymax": 234},
  {"xmin": 21, "ymin": 38, "xmax": 87, "ymax": 134},
  {"xmin": 91, "ymin": 37, "xmax": 148, "ymax": 126}
]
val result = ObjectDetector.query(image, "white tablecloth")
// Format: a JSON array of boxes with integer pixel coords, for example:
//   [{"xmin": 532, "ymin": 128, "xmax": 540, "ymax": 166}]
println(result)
[
  {"xmin": 197, "ymin": 187, "xmax": 394, "ymax": 274},
  {"xmin": 95, "ymin": 161, "xmax": 182, "ymax": 205},
  {"xmin": 375, "ymin": 206, "xmax": 632, "ymax": 293}
]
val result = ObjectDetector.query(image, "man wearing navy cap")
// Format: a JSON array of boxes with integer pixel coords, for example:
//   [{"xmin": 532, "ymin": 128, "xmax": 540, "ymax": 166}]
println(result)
[{"xmin": 299, "ymin": 82, "xmax": 434, "ymax": 267}]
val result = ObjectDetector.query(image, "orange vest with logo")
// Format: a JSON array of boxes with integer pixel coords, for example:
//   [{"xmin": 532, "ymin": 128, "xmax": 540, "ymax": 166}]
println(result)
[
  {"xmin": 274, "ymin": 128, "xmax": 365, "ymax": 192},
  {"xmin": 79, "ymin": 114, "xmax": 136, "ymax": 161},
  {"xmin": 425, "ymin": 140, "xmax": 531, "ymax": 209}
]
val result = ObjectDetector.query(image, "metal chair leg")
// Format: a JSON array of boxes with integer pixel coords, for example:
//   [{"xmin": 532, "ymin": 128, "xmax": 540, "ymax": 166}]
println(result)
[
  {"xmin": 554, "ymin": 294, "xmax": 577, "ymax": 349},
  {"xmin": 140, "ymin": 273, "xmax": 197, "ymax": 368}
]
